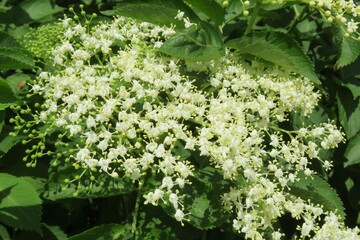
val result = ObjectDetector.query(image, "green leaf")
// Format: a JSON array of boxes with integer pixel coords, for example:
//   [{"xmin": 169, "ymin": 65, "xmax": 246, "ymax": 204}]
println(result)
[
  {"xmin": 42, "ymin": 224, "xmax": 67, "ymax": 240},
  {"xmin": 226, "ymin": 31, "xmax": 320, "ymax": 84},
  {"xmin": 45, "ymin": 162, "xmax": 135, "ymax": 200},
  {"xmin": 10, "ymin": 224, "xmax": 68, "ymax": 240},
  {"xmin": 338, "ymin": 79, "xmax": 360, "ymax": 100},
  {"xmin": 0, "ymin": 32, "xmax": 21, "ymax": 48},
  {"xmin": 0, "ymin": 3, "xmax": 10, "ymax": 13},
  {"xmin": 0, "ymin": 127, "xmax": 26, "ymax": 155},
  {"xmin": 19, "ymin": 0, "xmax": 63, "ymax": 22},
  {"xmin": 337, "ymin": 88, "xmax": 360, "ymax": 138},
  {"xmin": 291, "ymin": 106, "xmax": 329, "ymax": 130},
  {"xmin": 162, "ymin": 166, "xmax": 231, "ymax": 229},
  {"xmin": 336, "ymin": 35, "xmax": 360, "ymax": 69},
  {"xmin": 104, "ymin": 0, "xmax": 186, "ymax": 27},
  {"xmin": 186, "ymin": 167, "xmax": 231, "ymax": 229},
  {"xmin": 68, "ymin": 223, "xmax": 132, "ymax": 240},
  {"xmin": 0, "ymin": 47, "xmax": 35, "ymax": 70},
  {"xmin": 184, "ymin": 0, "xmax": 224, "ymax": 26},
  {"xmin": 337, "ymin": 61, "xmax": 360, "ymax": 99},
  {"xmin": 136, "ymin": 204, "xmax": 202, "ymax": 240},
  {"xmin": 0, "ymin": 31, "xmax": 34, "ymax": 70},
  {"xmin": 20, "ymin": 177, "xmax": 46, "ymax": 194},
  {"xmin": 0, "ymin": 224, "xmax": 10, "ymax": 240},
  {"xmin": 0, "ymin": 111, "xmax": 4, "ymax": 134},
  {"xmin": 159, "ymin": 22, "xmax": 225, "ymax": 61},
  {"xmin": 287, "ymin": 172, "xmax": 345, "ymax": 219},
  {"xmin": 0, "ymin": 78, "xmax": 18, "ymax": 106},
  {"xmin": 344, "ymin": 134, "xmax": 360, "ymax": 167},
  {"xmin": 172, "ymin": 140, "xmax": 191, "ymax": 160},
  {"xmin": 6, "ymin": 73, "xmax": 31, "ymax": 95},
  {"xmin": 0, "ymin": 173, "xmax": 42, "ymax": 233}
]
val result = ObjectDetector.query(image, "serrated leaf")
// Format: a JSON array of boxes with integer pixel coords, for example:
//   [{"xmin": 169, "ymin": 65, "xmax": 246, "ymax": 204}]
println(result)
[
  {"xmin": 45, "ymin": 162, "xmax": 134, "ymax": 200},
  {"xmin": 344, "ymin": 134, "xmax": 360, "ymax": 167},
  {"xmin": 104, "ymin": 0, "xmax": 185, "ymax": 27},
  {"xmin": 68, "ymin": 223, "xmax": 132, "ymax": 240},
  {"xmin": 19, "ymin": 0, "xmax": 63, "ymax": 22},
  {"xmin": 159, "ymin": 21, "xmax": 225, "ymax": 61},
  {"xmin": 0, "ymin": 78, "xmax": 18, "ymax": 105},
  {"xmin": 0, "ymin": 224, "xmax": 10, "ymax": 240},
  {"xmin": 0, "ymin": 173, "xmax": 42, "ymax": 233},
  {"xmin": 184, "ymin": 0, "xmax": 224, "ymax": 26},
  {"xmin": 287, "ymin": 172, "xmax": 345, "ymax": 219},
  {"xmin": 226, "ymin": 31, "xmax": 320, "ymax": 84},
  {"xmin": 0, "ymin": 47, "xmax": 35, "ymax": 70},
  {"xmin": 337, "ymin": 88, "xmax": 360, "ymax": 138},
  {"xmin": 20, "ymin": 177, "xmax": 46, "ymax": 194},
  {"xmin": 0, "ymin": 32, "xmax": 21, "ymax": 48},
  {"xmin": 336, "ymin": 35, "xmax": 360, "ymax": 69}
]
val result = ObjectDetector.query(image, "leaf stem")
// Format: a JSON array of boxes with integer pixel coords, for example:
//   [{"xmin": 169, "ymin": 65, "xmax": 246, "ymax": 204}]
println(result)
[
  {"xmin": 287, "ymin": 5, "xmax": 309, "ymax": 34},
  {"xmin": 245, "ymin": 0, "xmax": 263, "ymax": 35},
  {"xmin": 131, "ymin": 178, "xmax": 144, "ymax": 240}
]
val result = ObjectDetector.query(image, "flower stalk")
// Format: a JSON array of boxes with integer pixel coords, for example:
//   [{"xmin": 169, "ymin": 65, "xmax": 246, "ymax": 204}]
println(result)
[{"xmin": 245, "ymin": 0, "xmax": 263, "ymax": 35}]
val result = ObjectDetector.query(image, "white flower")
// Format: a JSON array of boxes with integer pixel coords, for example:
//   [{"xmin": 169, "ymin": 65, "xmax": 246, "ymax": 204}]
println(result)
[
  {"xmin": 169, "ymin": 193, "xmax": 179, "ymax": 209},
  {"xmin": 76, "ymin": 148, "xmax": 90, "ymax": 161},
  {"xmin": 175, "ymin": 177, "xmax": 186, "ymax": 188},
  {"xmin": 97, "ymin": 140, "xmax": 109, "ymax": 152},
  {"xmin": 175, "ymin": 10, "xmax": 185, "ymax": 20},
  {"xmin": 98, "ymin": 158, "xmax": 111, "ymax": 172},
  {"xmin": 68, "ymin": 124, "xmax": 81, "ymax": 135},
  {"xmin": 174, "ymin": 209, "xmax": 185, "ymax": 222},
  {"xmin": 161, "ymin": 176, "xmax": 174, "ymax": 191}
]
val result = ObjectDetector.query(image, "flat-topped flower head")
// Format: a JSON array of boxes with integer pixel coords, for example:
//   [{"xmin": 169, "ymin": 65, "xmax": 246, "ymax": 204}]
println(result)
[{"xmin": 11, "ymin": 11, "xmax": 355, "ymax": 239}]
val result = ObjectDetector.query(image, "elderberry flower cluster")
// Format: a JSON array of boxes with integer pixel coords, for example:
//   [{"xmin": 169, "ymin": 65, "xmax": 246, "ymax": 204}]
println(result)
[{"xmin": 11, "ymin": 13, "xmax": 359, "ymax": 239}]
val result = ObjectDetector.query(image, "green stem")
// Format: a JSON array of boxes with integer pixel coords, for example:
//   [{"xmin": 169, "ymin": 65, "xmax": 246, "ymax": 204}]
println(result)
[
  {"xmin": 287, "ymin": 5, "xmax": 309, "ymax": 34},
  {"xmin": 131, "ymin": 179, "xmax": 144, "ymax": 240},
  {"xmin": 245, "ymin": 0, "xmax": 263, "ymax": 35}
]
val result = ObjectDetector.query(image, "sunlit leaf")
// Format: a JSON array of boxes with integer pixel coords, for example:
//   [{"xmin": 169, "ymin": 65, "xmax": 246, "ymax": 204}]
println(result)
[
  {"xmin": 184, "ymin": 0, "xmax": 224, "ymax": 26},
  {"xmin": 0, "ymin": 173, "xmax": 42, "ymax": 233},
  {"xmin": 226, "ymin": 31, "xmax": 320, "ymax": 84},
  {"xmin": 336, "ymin": 35, "xmax": 360, "ymax": 69},
  {"xmin": 19, "ymin": 0, "xmax": 63, "ymax": 22},
  {"xmin": 103, "ymin": 0, "xmax": 191, "ymax": 27},
  {"xmin": 159, "ymin": 21, "xmax": 225, "ymax": 61}
]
